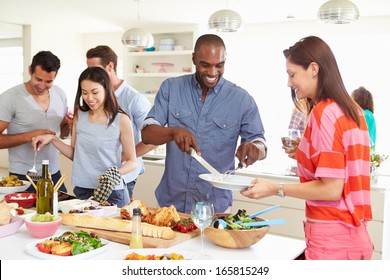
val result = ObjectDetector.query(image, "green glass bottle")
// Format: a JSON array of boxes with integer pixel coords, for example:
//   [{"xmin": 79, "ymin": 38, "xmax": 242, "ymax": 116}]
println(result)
[{"xmin": 36, "ymin": 160, "xmax": 53, "ymax": 214}]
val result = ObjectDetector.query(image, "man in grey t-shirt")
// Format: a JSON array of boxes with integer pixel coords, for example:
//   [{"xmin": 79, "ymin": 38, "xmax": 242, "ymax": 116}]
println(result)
[{"xmin": 0, "ymin": 51, "xmax": 69, "ymax": 192}]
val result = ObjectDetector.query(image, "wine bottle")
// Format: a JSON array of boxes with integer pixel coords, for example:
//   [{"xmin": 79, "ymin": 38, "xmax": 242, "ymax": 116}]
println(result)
[
  {"xmin": 36, "ymin": 160, "xmax": 54, "ymax": 214},
  {"xmin": 130, "ymin": 207, "xmax": 143, "ymax": 249}
]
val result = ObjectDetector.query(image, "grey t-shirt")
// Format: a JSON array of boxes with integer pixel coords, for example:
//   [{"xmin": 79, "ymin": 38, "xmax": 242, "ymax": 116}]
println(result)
[{"xmin": 0, "ymin": 84, "xmax": 68, "ymax": 175}]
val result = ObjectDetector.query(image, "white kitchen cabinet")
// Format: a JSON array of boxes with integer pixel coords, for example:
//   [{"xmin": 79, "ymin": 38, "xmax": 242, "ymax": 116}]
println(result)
[{"xmin": 123, "ymin": 25, "xmax": 198, "ymax": 104}]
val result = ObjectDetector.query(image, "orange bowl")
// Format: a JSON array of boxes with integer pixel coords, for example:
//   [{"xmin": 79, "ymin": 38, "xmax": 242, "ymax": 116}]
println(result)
[
  {"xmin": 25, "ymin": 215, "xmax": 62, "ymax": 238},
  {"xmin": 204, "ymin": 214, "xmax": 270, "ymax": 249},
  {"xmin": 4, "ymin": 193, "xmax": 36, "ymax": 208}
]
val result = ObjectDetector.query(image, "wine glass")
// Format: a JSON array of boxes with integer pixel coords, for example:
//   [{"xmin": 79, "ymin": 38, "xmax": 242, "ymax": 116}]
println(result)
[
  {"xmin": 65, "ymin": 107, "xmax": 74, "ymax": 139},
  {"xmin": 281, "ymin": 129, "xmax": 301, "ymax": 150},
  {"xmin": 281, "ymin": 129, "xmax": 301, "ymax": 175},
  {"xmin": 191, "ymin": 201, "xmax": 214, "ymax": 259}
]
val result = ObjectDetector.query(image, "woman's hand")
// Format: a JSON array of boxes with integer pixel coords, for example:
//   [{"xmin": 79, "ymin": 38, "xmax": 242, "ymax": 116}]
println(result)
[
  {"xmin": 240, "ymin": 177, "xmax": 276, "ymax": 199},
  {"xmin": 282, "ymin": 137, "xmax": 301, "ymax": 159},
  {"xmin": 32, "ymin": 134, "xmax": 55, "ymax": 151}
]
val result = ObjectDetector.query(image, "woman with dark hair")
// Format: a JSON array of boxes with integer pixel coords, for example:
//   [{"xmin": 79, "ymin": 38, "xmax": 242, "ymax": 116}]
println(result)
[
  {"xmin": 351, "ymin": 86, "xmax": 376, "ymax": 146},
  {"xmin": 32, "ymin": 67, "xmax": 137, "ymax": 207},
  {"xmin": 241, "ymin": 36, "xmax": 373, "ymax": 260}
]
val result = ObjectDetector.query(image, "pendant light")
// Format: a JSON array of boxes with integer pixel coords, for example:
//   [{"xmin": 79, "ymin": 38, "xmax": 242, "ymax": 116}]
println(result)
[
  {"xmin": 317, "ymin": 0, "xmax": 360, "ymax": 24},
  {"xmin": 208, "ymin": 9, "xmax": 242, "ymax": 32},
  {"xmin": 121, "ymin": 0, "xmax": 154, "ymax": 49}
]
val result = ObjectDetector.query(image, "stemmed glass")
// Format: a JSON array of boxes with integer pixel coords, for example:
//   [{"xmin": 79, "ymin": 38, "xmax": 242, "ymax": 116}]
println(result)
[
  {"xmin": 281, "ymin": 129, "xmax": 301, "ymax": 150},
  {"xmin": 281, "ymin": 129, "xmax": 301, "ymax": 175},
  {"xmin": 191, "ymin": 201, "xmax": 214, "ymax": 259},
  {"xmin": 65, "ymin": 107, "xmax": 74, "ymax": 139}
]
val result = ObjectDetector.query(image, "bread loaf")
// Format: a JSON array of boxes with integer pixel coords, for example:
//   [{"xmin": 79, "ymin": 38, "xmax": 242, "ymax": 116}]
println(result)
[
  {"xmin": 0, "ymin": 203, "xmax": 11, "ymax": 226},
  {"xmin": 120, "ymin": 200, "xmax": 149, "ymax": 220},
  {"xmin": 60, "ymin": 213, "xmax": 175, "ymax": 240}
]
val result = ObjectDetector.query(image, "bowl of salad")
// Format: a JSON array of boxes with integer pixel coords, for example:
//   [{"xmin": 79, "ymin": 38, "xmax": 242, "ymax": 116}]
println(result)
[{"xmin": 204, "ymin": 209, "xmax": 270, "ymax": 249}]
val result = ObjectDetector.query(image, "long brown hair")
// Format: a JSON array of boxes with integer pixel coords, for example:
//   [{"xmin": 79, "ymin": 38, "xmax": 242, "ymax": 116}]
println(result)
[
  {"xmin": 284, "ymin": 36, "xmax": 361, "ymax": 127},
  {"xmin": 74, "ymin": 67, "xmax": 125, "ymax": 126}
]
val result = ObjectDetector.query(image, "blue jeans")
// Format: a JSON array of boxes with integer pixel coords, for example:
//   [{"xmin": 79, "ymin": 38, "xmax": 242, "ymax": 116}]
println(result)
[
  {"xmin": 126, "ymin": 179, "xmax": 137, "ymax": 198},
  {"xmin": 10, "ymin": 170, "xmax": 67, "ymax": 193},
  {"xmin": 73, "ymin": 186, "xmax": 130, "ymax": 208}
]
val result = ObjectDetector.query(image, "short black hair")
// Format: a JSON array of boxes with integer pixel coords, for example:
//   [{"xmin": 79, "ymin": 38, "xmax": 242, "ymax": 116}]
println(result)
[
  {"xmin": 194, "ymin": 34, "xmax": 226, "ymax": 52},
  {"xmin": 31, "ymin": 51, "xmax": 61, "ymax": 74}
]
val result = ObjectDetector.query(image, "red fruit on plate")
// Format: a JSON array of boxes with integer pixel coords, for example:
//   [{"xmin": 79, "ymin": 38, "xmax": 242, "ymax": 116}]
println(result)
[{"xmin": 15, "ymin": 208, "xmax": 25, "ymax": 215}]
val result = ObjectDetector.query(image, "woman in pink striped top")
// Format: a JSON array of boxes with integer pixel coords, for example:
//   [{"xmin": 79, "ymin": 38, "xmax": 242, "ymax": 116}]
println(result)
[{"xmin": 241, "ymin": 36, "xmax": 373, "ymax": 260}]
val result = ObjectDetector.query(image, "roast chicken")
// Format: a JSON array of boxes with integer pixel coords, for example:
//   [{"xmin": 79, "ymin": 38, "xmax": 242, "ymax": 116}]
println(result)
[{"xmin": 120, "ymin": 200, "xmax": 180, "ymax": 228}]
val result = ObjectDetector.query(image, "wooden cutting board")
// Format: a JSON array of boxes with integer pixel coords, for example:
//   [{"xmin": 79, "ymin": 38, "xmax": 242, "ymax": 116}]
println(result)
[
  {"xmin": 72, "ymin": 211, "xmax": 200, "ymax": 248},
  {"xmin": 73, "ymin": 226, "xmax": 199, "ymax": 248}
]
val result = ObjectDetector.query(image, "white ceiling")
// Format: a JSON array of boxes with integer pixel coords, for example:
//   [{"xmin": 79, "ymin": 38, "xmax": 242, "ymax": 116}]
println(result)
[{"xmin": 1, "ymin": 0, "xmax": 390, "ymax": 34}]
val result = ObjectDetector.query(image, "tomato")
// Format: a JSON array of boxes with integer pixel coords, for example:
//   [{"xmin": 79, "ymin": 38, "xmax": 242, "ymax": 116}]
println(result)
[
  {"xmin": 180, "ymin": 225, "xmax": 190, "ymax": 233},
  {"xmin": 36, "ymin": 240, "xmax": 57, "ymax": 254},
  {"xmin": 189, "ymin": 223, "xmax": 197, "ymax": 230},
  {"xmin": 15, "ymin": 208, "xmax": 25, "ymax": 215}
]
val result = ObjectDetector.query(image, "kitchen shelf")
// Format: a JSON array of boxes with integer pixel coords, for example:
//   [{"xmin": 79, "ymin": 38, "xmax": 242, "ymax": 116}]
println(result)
[
  {"xmin": 123, "ymin": 25, "xmax": 198, "ymax": 104},
  {"xmin": 127, "ymin": 72, "xmax": 189, "ymax": 78},
  {"xmin": 127, "ymin": 50, "xmax": 192, "ymax": 57}
]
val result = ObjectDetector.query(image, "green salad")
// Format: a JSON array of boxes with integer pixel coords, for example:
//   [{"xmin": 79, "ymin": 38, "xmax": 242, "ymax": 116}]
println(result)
[
  {"xmin": 214, "ymin": 209, "xmax": 262, "ymax": 230},
  {"xmin": 52, "ymin": 230, "xmax": 106, "ymax": 255}
]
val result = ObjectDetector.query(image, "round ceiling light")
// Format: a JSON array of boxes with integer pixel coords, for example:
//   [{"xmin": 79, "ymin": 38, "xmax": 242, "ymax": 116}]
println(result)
[
  {"xmin": 317, "ymin": 0, "xmax": 360, "ymax": 24},
  {"xmin": 208, "ymin": 9, "xmax": 242, "ymax": 32},
  {"xmin": 121, "ymin": 28, "xmax": 154, "ymax": 49}
]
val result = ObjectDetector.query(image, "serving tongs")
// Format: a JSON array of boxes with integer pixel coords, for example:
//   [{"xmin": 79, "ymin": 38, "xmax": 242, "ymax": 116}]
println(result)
[
  {"xmin": 190, "ymin": 147, "xmax": 222, "ymax": 179},
  {"xmin": 221, "ymin": 162, "xmax": 243, "ymax": 180}
]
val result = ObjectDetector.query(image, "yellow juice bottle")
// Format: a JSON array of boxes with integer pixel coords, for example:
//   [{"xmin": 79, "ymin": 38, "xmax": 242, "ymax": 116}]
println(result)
[{"xmin": 130, "ymin": 207, "xmax": 143, "ymax": 249}]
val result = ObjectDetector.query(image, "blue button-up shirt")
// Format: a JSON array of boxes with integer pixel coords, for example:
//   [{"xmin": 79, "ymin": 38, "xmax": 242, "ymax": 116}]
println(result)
[
  {"xmin": 143, "ymin": 74, "xmax": 266, "ymax": 213},
  {"xmin": 116, "ymin": 81, "xmax": 151, "ymax": 183}
]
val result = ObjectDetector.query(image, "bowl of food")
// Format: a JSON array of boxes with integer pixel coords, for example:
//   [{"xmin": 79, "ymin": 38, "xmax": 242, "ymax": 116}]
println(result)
[
  {"xmin": 4, "ymin": 193, "xmax": 36, "ymax": 208},
  {"xmin": 25, "ymin": 213, "xmax": 62, "ymax": 238},
  {"xmin": 58, "ymin": 199, "xmax": 92, "ymax": 214},
  {"xmin": 204, "ymin": 211, "xmax": 270, "ymax": 249},
  {"xmin": 98, "ymin": 201, "xmax": 118, "ymax": 216},
  {"xmin": 0, "ymin": 175, "xmax": 31, "ymax": 194},
  {"xmin": 69, "ymin": 205, "xmax": 104, "ymax": 216}
]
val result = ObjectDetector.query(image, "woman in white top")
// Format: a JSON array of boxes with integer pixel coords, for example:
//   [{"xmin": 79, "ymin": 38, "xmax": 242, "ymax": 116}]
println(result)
[{"xmin": 32, "ymin": 67, "xmax": 137, "ymax": 207}]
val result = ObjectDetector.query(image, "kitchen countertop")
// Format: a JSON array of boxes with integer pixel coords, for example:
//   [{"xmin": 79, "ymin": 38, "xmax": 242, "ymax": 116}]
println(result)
[
  {"xmin": 0, "ymin": 221, "xmax": 305, "ymax": 260},
  {"xmin": 142, "ymin": 156, "xmax": 390, "ymax": 192}
]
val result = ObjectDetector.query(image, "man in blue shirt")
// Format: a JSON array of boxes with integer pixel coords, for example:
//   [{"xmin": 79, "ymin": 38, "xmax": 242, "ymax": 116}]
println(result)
[{"xmin": 142, "ymin": 34, "xmax": 267, "ymax": 213}]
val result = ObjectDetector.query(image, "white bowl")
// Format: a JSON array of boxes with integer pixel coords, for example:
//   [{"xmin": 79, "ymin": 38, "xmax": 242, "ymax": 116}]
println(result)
[
  {"xmin": 0, "ymin": 180, "xmax": 31, "ymax": 194},
  {"xmin": 58, "ymin": 199, "xmax": 92, "ymax": 214},
  {"xmin": 100, "ymin": 205, "xmax": 118, "ymax": 216},
  {"xmin": 84, "ymin": 207, "xmax": 104, "ymax": 216}
]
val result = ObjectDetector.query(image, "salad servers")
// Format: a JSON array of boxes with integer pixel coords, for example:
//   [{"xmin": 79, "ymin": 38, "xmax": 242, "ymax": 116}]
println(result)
[
  {"xmin": 240, "ymin": 219, "xmax": 286, "ymax": 227},
  {"xmin": 248, "ymin": 205, "xmax": 280, "ymax": 219}
]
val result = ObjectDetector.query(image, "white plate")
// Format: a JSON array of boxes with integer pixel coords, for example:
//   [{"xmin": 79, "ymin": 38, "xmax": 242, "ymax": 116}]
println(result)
[
  {"xmin": 108, "ymin": 249, "xmax": 201, "ymax": 260},
  {"xmin": 25, "ymin": 237, "xmax": 109, "ymax": 260},
  {"xmin": 199, "ymin": 174, "xmax": 254, "ymax": 191},
  {"xmin": 0, "ymin": 181, "xmax": 31, "ymax": 194}
]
